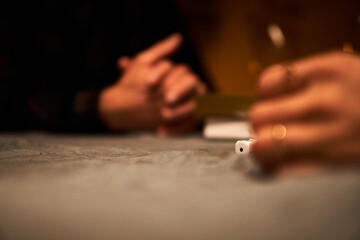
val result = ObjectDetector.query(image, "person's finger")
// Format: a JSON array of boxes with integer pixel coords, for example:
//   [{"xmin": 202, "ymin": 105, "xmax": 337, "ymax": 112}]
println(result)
[
  {"xmin": 146, "ymin": 60, "xmax": 173, "ymax": 88},
  {"xmin": 274, "ymin": 161, "xmax": 328, "ymax": 178},
  {"xmin": 251, "ymin": 81, "xmax": 341, "ymax": 131},
  {"xmin": 164, "ymin": 72, "xmax": 200, "ymax": 105},
  {"xmin": 135, "ymin": 33, "xmax": 183, "ymax": 64},
  {"xmin": 258, "ymin": 64, "xmax": 290, "ymax": 98},
  {"xmin": 251, "ymin": 89, "xmax": 311, "ymax": 131},
  {"xmin": 162, "ymin": 64, "xmax": 189, "ymax": 101},
  {"xmin": 161, "ymin": 99, "xmax": 196, "ymax": 121},
  {"xmin": 252, "ymin": 122, "xmax": 342, "ymax": 167},
  {"xmin": 165, "ymin": 76, "xmax": 205, "ymax": 105},
  {"xmin": 117, "ymin": 56, "xmax": 132, "ymax": 71},
  {"xmin": 258, "ymin": 52, "xmax": 346, "ymax": 98}
]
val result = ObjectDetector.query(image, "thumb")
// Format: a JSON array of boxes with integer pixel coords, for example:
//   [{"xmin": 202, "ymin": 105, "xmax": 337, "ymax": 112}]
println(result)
[{"xmin": 117, "ymin": 56, "xmax": 132, "ymax": 71}]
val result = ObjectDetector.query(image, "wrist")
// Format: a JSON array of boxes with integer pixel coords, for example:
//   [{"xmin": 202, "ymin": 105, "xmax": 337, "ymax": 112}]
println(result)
[{"xmin": 98, "ymin": 84, "xmax": 158, "ymax": 131}]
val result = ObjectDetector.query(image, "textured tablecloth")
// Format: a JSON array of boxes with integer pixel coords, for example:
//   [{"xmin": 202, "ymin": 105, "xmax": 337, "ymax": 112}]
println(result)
[{"xmin": 0, "ymin": 133, "xmax": 359, "ymax": 240}]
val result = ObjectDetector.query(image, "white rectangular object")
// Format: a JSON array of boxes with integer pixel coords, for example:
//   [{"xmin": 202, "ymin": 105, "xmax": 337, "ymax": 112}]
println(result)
[{"xmin": 203, "ymin": 117, "xmax": 253, "ymax": 140}]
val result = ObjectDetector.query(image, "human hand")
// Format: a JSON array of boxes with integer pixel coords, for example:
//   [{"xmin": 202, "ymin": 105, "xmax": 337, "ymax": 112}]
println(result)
[
  {"xmin": 98, "ymin": 33, "xmax": 182, "ymax": 131},
  {"xmin": 250, "ymin": 52, "xmax": 360, "ymax": 170},
  {"xmin": 117, "ymin": 37, "xmax": 207, "ymax": 136},
  {"xmin": 156, "ymin": 63, "xmax": 207, "ymax": 136},
  {"xmin": 99, "ymin": 33, "xmax": 207, "ymax": 134}
]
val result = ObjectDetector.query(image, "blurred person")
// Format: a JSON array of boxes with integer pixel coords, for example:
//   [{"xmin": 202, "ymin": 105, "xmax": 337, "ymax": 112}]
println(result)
[
  {"xmin": 250, "ymin": 52, "xmax": 360, "ymax": 171},
  {"xmin": 0, "ymin": 0, "xmax": 211, "ymax": 135}
]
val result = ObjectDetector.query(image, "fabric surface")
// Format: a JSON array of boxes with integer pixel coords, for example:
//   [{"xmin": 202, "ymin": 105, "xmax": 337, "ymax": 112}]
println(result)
[{"xmin": 0, "ymin": 133, "xmax": 359, "ymax": 240}]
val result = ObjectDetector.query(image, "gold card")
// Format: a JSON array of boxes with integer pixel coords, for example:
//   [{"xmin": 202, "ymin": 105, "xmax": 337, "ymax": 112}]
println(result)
[{"xmin": 196, "ymin": 93, "xmax": 257, "ymax": 117}]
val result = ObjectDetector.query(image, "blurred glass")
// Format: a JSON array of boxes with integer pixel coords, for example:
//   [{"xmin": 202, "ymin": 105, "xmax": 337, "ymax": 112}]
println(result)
[{"xmin": 176, "ymin": 0, "xmax": 360, "ymax": 94}]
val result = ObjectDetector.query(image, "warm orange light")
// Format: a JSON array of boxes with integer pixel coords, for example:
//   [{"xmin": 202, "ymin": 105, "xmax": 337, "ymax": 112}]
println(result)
[
  {"xmin": 247, "ymin": 60, "xmax": 262, "ymax": 77},
  {"xmin": 267, "ymin": 24, "xmax": 285, "ymax": 48}
]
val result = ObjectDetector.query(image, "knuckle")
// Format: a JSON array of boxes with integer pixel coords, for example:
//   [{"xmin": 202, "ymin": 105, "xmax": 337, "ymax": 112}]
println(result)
[
  {"xmin": 258, "ymin": 69, "xmax": 272, "ymax": 86},
  {"xmin": 159, "ymin": 61, "xmax": 173, "ymax": 72},
  {"xmin": 258, "ymin": 66, "xmax": 285, "ymax": 95},
  {"xmin": 176, "ymin": 64, "xmax": 190, "ymax": 72},
  {"xmin": 162, "ymin": 60, "xmax": 173, "ymax": 68},
  {"xmin": 184, "ymin": 74, "xmax": 198, "ymax": 84},
  {"xmin": 323, "ymin": 52, "xmax": 353, "ymax": 74}
]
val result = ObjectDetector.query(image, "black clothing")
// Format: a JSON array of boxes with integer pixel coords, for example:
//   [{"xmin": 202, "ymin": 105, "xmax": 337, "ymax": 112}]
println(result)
[{"xmin": 0, "ymin": 0, "xmax": 209, "ymax": 131}]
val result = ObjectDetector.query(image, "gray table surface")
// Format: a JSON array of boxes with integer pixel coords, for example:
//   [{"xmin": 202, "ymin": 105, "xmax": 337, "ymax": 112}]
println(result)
[{"xmin": 0, "ymin": 132, "xmax": 359, "ymax": 240}]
